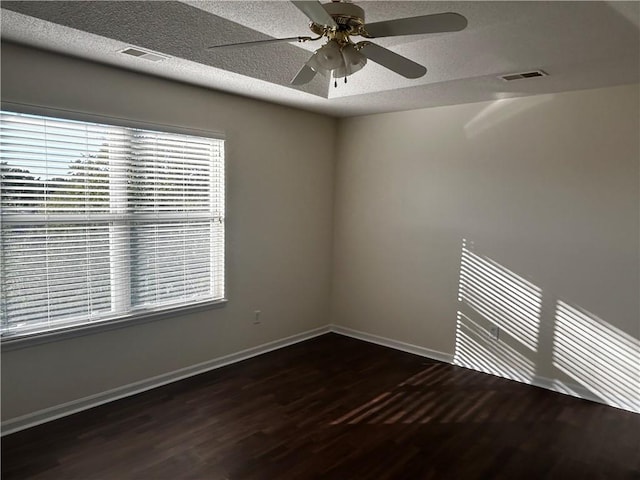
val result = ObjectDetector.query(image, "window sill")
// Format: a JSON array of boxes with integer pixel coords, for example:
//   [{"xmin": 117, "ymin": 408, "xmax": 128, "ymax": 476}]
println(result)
[{"xmin": 0, "ymin": 299, "xmax": 228, "ymax": 352}]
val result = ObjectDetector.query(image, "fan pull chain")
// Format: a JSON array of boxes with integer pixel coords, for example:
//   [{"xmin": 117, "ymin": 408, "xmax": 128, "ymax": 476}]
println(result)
[
  {"xmin": 333, "ymin": 77, "xmax": 349, "ymax": 88},
  {"xmin": 333, "ymin": 77, "xmax": 349, "ymax": 89}
]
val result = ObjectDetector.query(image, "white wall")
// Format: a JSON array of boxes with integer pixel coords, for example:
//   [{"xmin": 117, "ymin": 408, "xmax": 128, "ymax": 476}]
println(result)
[
  {"xmin": 331, "ymin": 84, "xmax": 640, "ymax": 412},
  {"xmin": 1, "ymin": 43, "xmax": 336, "ymax": 421}
]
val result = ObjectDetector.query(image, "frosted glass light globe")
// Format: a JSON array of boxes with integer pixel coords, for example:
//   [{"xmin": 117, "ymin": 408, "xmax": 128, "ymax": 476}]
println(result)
[
  {"xmin": 314, "ymin": 40, "xmax": 344, "ymax": 71},
  {"xmin": 334, "ymin": 43, "xmax": 367, "ymax": 78}
]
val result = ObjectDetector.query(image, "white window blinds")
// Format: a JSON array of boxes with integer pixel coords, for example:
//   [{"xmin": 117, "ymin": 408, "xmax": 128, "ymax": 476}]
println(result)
[{"xmin": 0, "ymin": 111, "xmax": 225, "ymax": 338}]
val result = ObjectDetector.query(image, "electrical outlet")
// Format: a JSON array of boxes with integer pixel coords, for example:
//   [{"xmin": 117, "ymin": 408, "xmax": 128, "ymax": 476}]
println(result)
[
  {"xmin": 253, "ymin": 310, "xmax": 261, "ymax": 325},
  {"xmin": 489, "ymin": 325, "xmax": 500, "ymax": 340}
]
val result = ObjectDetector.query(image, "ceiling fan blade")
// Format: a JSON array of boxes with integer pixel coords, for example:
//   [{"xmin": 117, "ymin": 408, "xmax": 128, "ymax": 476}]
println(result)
[
  {"xmin": 291, "ymin": 63, "xmax": 318, "ymax": 85},
  {"xmin": 291, "ymin": 1, "xmax": 337, "ymax": 28},
  {"xmin": 358, "ymin": 42, "xmax": 426, "ymax": 79},
  {"xmin": 207, "ymin": 36, "xmax": 310, "ymax": 49},
  {"xmin": 364, "ymin": 12, "xmax": 467, "ymax": 38}
]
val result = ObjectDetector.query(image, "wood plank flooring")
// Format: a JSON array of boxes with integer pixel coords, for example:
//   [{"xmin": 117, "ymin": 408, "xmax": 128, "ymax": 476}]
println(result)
[{"xmin": 2, "ymin": 333, "xmax": 639, "ymax": 479}]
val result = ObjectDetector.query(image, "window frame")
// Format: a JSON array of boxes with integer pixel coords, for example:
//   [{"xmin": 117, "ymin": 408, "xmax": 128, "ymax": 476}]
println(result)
[{"xmin": 0, "ymin": 103, "xmax": 227, "ymax": 351}]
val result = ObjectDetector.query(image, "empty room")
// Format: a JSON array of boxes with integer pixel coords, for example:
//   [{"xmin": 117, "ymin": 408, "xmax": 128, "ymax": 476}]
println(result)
[{"xmin": 1, "ymin": 1, "xmax": 639, "ymax": 478}]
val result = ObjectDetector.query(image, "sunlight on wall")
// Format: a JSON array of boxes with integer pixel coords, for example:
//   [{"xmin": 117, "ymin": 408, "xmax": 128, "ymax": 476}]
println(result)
[
  {"xmin": 458, "ymin": 240, "xmax": 542, "ymax": 350},
  {"xmin": 454, "ymin": 311, "xmax": 536, "ymax": 383},
  {"xmin": 454, "ymin": 240, "xmax": 640, "ymax": 413},
  {"xmin": 553, "ymin": 301, "xmax": 640, "ymax": 413},
  {"xmin": 463, "ymin": 94, "xmax": 553, "ymax": 138}
]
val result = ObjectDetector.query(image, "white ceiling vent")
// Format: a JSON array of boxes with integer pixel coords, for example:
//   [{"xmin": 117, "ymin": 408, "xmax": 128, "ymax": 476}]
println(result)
[
  {"xmin": 500, "ymin": 70, "xmax": 548, "ymax": 81},
  {"xmin": 119, "ymin": 47, "xmax": 170, "ymax": 62}
]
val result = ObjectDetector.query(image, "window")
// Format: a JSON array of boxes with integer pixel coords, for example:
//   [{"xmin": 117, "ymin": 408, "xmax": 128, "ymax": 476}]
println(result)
[{"xmin": 0, "ymin": 110, "xmax": 225, "ymax": 339}]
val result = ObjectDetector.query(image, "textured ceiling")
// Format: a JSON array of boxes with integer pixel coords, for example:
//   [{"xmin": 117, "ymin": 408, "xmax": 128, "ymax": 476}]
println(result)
[{"xmin": 1, "ymin": 1, "xmax": 639, "ymax": 117}]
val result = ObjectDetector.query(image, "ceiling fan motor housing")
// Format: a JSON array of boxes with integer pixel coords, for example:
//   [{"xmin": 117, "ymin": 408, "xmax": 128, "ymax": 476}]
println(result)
[{"xmin": 309, "ymin": 2, "xmax": 365, "ymax": 36}]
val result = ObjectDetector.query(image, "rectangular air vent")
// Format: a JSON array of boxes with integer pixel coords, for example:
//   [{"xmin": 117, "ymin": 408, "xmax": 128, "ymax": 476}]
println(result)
[
  {"xmin": 119, "ymin": 47, "xmax": 170, "ymax": 62},
  {"xmin": 500, "ymin": 70, "xmax": 548, "ymax": 81}
]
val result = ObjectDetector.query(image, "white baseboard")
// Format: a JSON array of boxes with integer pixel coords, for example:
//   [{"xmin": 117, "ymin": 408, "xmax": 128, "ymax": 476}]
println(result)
[
  {"xmin": 1, "ymin": 325, "xmax": 330, "ymax": 436},
  {"xmin": 531, "ymin": 374, "xmax": 613, "ymax": 408},
  {"xmin": 330, "ymin": 325, "xmax": 454, "ymax": 364}
]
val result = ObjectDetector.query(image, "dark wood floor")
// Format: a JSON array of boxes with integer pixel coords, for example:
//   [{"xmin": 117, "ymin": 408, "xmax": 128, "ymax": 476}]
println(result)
[{"xmin": 2, "ymin": 333, "xmax": 639, "ymax": 479}]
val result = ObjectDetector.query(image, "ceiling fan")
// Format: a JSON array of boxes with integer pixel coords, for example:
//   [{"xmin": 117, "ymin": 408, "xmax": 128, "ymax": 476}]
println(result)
[{"xmin": 207, "ymin": 0, "xmax": 468, "ymax": 86}]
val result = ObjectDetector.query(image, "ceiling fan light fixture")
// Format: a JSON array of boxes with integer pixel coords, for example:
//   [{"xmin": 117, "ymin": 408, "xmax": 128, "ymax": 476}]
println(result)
[
  {"xmin": 309, "ymin": 40, "xmax": 367, "ymax": 80},
  {"xmin": 334, "ymin": 43, "xmax": 367, "ymax": 78}
]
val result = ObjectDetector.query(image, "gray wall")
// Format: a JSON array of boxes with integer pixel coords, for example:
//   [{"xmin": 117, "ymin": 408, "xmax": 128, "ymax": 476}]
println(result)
[
  {"xmin": 1, "ymin": 43, "xmax": 336, "ymax": 420},
  {"xmin": 331, "ymin": 84, "xmax": 640, "ymax": 412}
]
